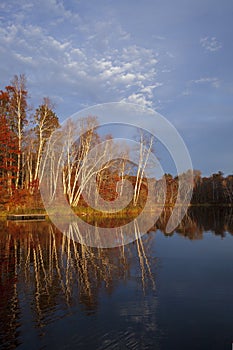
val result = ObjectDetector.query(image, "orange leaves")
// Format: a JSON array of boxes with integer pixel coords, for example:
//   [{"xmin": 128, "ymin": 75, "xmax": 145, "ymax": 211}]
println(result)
[{"xmin": 0, "ymin": 115, "xmax": 19, "ymax": 196}]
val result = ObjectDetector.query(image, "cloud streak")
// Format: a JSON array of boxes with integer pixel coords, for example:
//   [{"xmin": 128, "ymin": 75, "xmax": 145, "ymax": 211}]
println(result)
[
  {"xmin": 191, "ymin": 77, "xmax": 220, "ymax": 88},
  {"xmin": 200, "ymin": 36, "xmax": 222, "ymax": 52}
]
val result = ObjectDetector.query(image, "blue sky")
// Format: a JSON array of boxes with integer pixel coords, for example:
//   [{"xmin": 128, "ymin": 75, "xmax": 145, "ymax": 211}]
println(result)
[{"xmin": 0, "ymin": 0, "xmax": 233, "ymax": 175}]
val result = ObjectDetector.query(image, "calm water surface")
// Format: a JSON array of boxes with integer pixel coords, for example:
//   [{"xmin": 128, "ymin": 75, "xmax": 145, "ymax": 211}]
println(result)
[{"xmin": 0, "ymin": 208, "xmax": 233, "ymax": 350}]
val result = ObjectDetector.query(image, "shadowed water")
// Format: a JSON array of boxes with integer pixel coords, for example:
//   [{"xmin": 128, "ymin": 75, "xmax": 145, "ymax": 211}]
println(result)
[{"xmin": 0, "ymin": 207, "xmax": 233, "ymax": 350}]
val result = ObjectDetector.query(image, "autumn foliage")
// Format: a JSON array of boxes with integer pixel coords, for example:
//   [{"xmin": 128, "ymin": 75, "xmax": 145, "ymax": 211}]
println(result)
[
  {"xmin": 0, "ymin": 75, "xmax": 59, "ymax": 212},
  {"xmin": 0, "ymin": 75, "xmax": 233, "ymax": 214}
]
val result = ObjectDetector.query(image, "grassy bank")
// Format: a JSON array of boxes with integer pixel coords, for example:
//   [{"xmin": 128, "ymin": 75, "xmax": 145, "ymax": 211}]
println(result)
[{"xmin": 1, "ymin": 202, "xmax": 232, "ymax": 219}]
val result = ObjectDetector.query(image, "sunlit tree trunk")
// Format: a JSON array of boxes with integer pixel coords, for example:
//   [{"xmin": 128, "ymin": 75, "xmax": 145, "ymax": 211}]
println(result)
[
  {"xmin": 133, "ymin": 133, "xmax": 154, "ymax": 206},
  {"xmin": 6, "ymin": 74, "xmax": 28, "ymax": 189},
  {"xmin": 34, "ymin": 98, "xmax": 59, "ymax": 182}
]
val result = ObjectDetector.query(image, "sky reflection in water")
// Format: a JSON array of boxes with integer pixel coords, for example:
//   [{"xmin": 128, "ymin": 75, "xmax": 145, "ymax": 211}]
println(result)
[{"xmin": 0, "ymin": 207, "xmax": 233, "ymax": 350}]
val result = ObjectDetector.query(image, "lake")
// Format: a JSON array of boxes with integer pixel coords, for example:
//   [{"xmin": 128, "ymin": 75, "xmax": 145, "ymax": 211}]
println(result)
[{"xmin": 0, "ymin": 207, "xmax": 233, "ymax": 349}]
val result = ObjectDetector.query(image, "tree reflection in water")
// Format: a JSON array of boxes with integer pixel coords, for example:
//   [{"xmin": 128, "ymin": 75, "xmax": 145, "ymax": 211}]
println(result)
[
  {"xmin": 0, "ymin": 218, "xmax": 156, "ymax": 348},
  {"xmin": 0, "ymin": 206, "xmax": 233, "ymax": 349}
]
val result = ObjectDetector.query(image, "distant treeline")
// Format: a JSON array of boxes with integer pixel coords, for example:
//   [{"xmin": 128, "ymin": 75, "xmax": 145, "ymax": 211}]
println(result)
[
  {"xmin": 191, "ymin": 171, "xmax": 233, "ymax": 205},
  {"xmin": 160, "ymin": 171, "xmax": 233, "ymax": 206}
]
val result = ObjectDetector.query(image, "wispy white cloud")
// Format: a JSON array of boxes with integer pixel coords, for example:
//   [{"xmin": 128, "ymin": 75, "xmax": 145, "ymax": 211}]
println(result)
[
  {"xmin": 181, "ymin": 89, "xmax": 191, "ymax": 96},
  {"xmin": 192, "ymin": 77, "xmax": 220, "ymax": 88},
  {"xmin": 0, "ymin": 0, "xmax": 171, "ymax": 113},
  {"xmin": 0, "ymin": 0, "xmax": 79, "ymax": 25},
  {"xmin": 181, "ymin": 77, "xmax": 220, "ymax": 97},
  {"xmin": 200, "ymin": 36, "xmax": 222, "ymax": 52},
  {"xmin": 0, "ymin": 16, "xmax": 160, "ymax": 111}
]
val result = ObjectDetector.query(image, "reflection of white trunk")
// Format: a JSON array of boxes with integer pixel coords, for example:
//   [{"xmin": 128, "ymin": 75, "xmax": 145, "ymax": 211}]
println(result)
[{"xmin": 134, "ymin": 220, "xmax": 156, "ymax": 291}]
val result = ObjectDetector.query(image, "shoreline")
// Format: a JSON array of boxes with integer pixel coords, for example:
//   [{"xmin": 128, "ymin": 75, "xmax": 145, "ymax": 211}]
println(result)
[{"xmin": 0, "ymin": 203, "xmax": 233, "ymax": 219}]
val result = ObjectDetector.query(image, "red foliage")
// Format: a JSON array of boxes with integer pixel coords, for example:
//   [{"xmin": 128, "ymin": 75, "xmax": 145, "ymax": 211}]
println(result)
[
  {"xmin": 98, "ymin": 170, "xmax": 120, "ymax": 201},
  {"xmin": 0, "ymin": 115, "xmax": 19, "ymax": 196}
]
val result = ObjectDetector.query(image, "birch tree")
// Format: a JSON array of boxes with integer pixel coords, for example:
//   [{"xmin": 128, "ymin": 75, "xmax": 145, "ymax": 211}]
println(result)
[
  {"xmin": 41, "ymin": 116, "xmax": 121, "ymax": 208},
  {"xmin": 34, "ymin": 97, "xmax": 59, "ymax": 181},
  {"xmin": 6, "ymin": 74, "xmax": 28, "ymax": 189},
  {"xmin": 62, "ymin": 116, "xmax": 104, "ymax": 206},
  {"xmin": 133, "ymin": 132, "xmax": 154, "ymax": 206}
]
